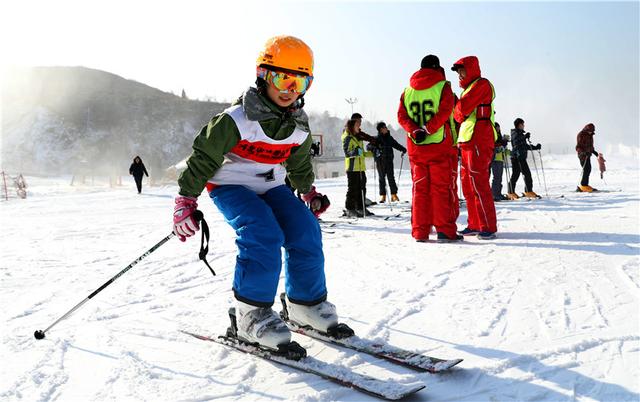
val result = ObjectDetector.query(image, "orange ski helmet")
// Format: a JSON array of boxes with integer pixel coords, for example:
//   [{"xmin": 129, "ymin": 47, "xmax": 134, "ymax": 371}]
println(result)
[{"xmin": 256, "ymin": 35, "xmax": 314, "ymax": 77}]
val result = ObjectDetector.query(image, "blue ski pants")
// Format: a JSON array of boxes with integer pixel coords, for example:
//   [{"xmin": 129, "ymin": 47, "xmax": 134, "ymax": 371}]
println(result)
[{"xmin": 210, "ymin": 185, "xmax": 327, "ymax": 307}]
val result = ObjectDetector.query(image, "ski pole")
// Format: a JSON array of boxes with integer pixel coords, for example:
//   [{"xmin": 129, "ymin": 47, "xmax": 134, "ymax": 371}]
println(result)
[
  {"xmin": 34, "ymin": 211, "xmax": 210, "ymax": 340},
  {"xmin": 360, "ymin": 171, "xmax": 367, "ymax": 219},
  {"xmin": 527, "ymin": 139, "xmax": 542, "ymax": 188},
  {"xmin": 502, "ymin": 150, "xmax": 512, "ymax": 194},
  {"xmin": 373, "ymin": 156, "xmax": 377, "ymax": 203},
  {"xmin": 537, "ymin": 149, "xmax": 549, "ymax": 197},
  {"xmin": 397, "ymin": 154, "xmax": 404, "ymax": 190}
]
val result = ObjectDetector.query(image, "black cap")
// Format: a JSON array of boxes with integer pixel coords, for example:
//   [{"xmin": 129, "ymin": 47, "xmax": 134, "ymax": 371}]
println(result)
[
  {"xmin": 421, "ymin": 55, "xmax": 440, "ymax": 69},
  {"xmin": 376, "ymin": 121, "xmax": 387, "ymax": 131},
  {"xmin": 351, "ymin": 113, "xmax": 362, "ymax": 120}
]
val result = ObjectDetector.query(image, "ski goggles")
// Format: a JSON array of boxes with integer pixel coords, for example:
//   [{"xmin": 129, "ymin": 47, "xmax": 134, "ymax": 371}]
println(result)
[{"xmin": 257, "ymin": 67, "xmax": 313, "ymax": 94}]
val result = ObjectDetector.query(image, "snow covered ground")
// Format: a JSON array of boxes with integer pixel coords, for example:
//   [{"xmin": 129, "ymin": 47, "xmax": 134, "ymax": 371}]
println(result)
[{"xmin": 1, "ymin": 153, "xmax": 639, "ymax": 401}]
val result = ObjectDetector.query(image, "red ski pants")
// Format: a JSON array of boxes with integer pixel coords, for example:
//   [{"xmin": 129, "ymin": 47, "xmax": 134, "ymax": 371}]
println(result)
[
  {"xmin": 410, "ymin": 157, "xmax": 458, "ymax": 240},
  {"xmin": 450, "ymin": 152, "xmax": 460, "ymax": 222},
  {"xmin": 460, "ymin": 146, "xmax": 497, "ymax": 233}
]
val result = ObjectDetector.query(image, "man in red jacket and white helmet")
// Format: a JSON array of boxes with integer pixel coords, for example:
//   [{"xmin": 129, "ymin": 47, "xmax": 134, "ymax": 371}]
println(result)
[
  {"xmin": 397, "ymin": 55, "xmax": 462, "ymax": 243},
  {"xmin": 451, "ymin": 56, "xmax": 498, "ymax": 240}
]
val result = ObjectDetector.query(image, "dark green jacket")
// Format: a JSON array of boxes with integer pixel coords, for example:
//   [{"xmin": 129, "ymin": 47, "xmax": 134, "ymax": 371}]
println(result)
[{"xmin": 178, "ymin": 88, "xmax": 314, "ymax": 197}]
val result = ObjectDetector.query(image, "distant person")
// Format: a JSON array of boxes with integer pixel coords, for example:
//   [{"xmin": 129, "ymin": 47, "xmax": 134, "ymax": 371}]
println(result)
[
  {"xmin": 508, "ymin": 118, "xmax": 541, "ymax": 199},
  {"xmin": 310, "ymin": 141, "xmax": 321, "ymax": 158},
  {"xmin": 398, "ymin": 54, "xmax": 461, "ymax": 242},
  {"xmin": 452, "ymin": 56, "xmax": 498, "ymax": 240},
  {"xmin": 371, "ymin": 121, "xmax": 406, "ymax": 203},
  {"xmin": 490, "ymin": 122, "xmax": 510, "ymax": 201},
  {"xmin": 350, "ymin": 112, "xmax": 377, "ymax": 206},
  {"xmin": 342, "ymin": 118, "xmax": 373, "ymax": 217},
  {"xmin": 129, "ymin": 156, "xmax": 149, "ymax": 194},
  {"xmin": 575, "ymin": 123, "xmax": 604, "ymax": 192}
]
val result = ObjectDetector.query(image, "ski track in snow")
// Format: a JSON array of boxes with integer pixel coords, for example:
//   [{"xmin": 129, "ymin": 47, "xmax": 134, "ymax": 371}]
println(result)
[{"xmin": 1, "ymin": 159, "xmax": 639, "ymax": 401}]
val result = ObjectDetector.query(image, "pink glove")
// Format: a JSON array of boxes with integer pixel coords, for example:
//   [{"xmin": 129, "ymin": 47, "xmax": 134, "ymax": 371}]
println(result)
[
  {"xmin": 173, "ymin": 196, "xmax": 199, "ymax": 242},
  {"xmin": 302, "ymin": 186, "xmax": 330, "ymax": 217}
]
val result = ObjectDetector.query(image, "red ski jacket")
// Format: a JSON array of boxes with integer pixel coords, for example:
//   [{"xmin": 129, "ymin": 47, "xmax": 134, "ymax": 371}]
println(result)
[
  {"xmin": 452, "ymin": 56, "xmax": 495, "ymax": 150},
  {"xmin": 397, "ymin": 68, "xmax": 454, "ymax": 160}
]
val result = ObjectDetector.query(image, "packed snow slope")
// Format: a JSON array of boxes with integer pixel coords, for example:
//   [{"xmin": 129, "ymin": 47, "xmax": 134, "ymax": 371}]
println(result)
[{"xmin": 1, "ymin": 154, "xmax": 639, "ymax": 401}]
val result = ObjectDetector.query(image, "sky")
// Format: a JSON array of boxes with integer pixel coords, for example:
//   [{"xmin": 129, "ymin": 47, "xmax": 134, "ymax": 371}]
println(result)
[{"xmin": 1, "ymin": 0, "xmax": 639, "ymax": 152}]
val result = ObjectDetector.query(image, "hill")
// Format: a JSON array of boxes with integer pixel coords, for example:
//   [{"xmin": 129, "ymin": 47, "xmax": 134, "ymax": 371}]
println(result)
[{"xmin": 1, "ymin": 66, "xmax": 229, "ymax": 175}]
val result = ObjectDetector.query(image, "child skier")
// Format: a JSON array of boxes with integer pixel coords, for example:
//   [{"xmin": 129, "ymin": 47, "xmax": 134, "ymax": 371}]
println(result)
[{"xmin": 172, "ymin": 35, "xmax": 349, "ymax": 355}]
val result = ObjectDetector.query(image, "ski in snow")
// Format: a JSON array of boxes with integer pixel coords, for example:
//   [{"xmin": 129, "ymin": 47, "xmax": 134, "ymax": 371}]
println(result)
[
  {"xmin": 180, "ymin": 330, "xmax": 425, "ymax": 400},
  {"xmin": 278, "ymin": 295, "xmax": 462, "ymax": 373},
  {"xmin": 284, "ymin": 321, "xmax": 463, "ymax": 373}
]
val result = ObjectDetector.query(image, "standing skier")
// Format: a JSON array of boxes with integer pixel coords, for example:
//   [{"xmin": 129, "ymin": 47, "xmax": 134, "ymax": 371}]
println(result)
[
  {"xmin": 507, "ymin": 118, "xmax": 541, "ymax": 199},
  {"xmin": 575, "ymin": 123, "xmax": 604, "ymax": 192},
  {"xmin": 372, "ymin": 121, "xmax": 406, "ymax": 203},
  {"xmin": 451, "ymin": 56, "xmax": 498, "ymax": 240},
  {"xmin": 350, "ymin": 112, "xmax": 378, "ymax": 207},
  {"xmin": 398, "ymin": 55, "xmax": 461, "ymax": 242},
  {"xmin": 342, "ymin": 118, "xmax": 374, "ymax": 216},
  {"xmin": 129, "ymin": 156, "xmax": 149, "ymax": 194},
  {"xmin": 173, "ymin": 35, "xmax": 348, "ymax": 354},
  {"xmin": 490, "ymin": 123, "xmax": 509, "ymax": 201}
]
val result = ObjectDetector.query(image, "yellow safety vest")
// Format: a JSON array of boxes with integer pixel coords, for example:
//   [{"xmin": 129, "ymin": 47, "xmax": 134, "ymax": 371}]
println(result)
[
  {"xmin": 341, "ymin": 130, "xmax": 369, "ymax": 172},
  {"xmin": 403, "ymin": 80, "xmax": 447, "ymax": 145},
  {"xmin": 457, "ymin": 78, "xmax": 497, "ymax": 143}
]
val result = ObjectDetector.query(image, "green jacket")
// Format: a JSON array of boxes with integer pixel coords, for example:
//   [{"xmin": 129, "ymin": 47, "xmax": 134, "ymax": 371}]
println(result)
[{"xmin": 178, "ymin": 88, "xmax": 314, "ymax": 197}]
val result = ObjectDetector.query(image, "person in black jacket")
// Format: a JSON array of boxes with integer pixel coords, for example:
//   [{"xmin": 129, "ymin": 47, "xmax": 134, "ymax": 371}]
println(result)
[
  {"xmin": 508, "ymin": 118, "xmax": 541, "ymax": 199},
  {"xmin": 129, "ymin": 156, "xmax": 149, "ymax": 194},
  {"xmin": 369, "ymin": 122, "xmax": 406, "ymax": 202}
]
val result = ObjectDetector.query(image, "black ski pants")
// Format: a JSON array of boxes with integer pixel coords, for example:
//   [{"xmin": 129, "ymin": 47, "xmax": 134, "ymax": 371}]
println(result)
[
  {"xmin": 376, "ymin": 158, "xmax": 398, "ymax": 195},
  {"xmin": 133, "ymin": 174, "xmax": 143, "ymax": 193},
  {"xmin": 509, "ymin": 156, "xmax": 533, "ymax": 193},
  {"xmin": 579, "ymin": 156, "xmax": 592, "ymax": 186},
  {"xmin": 345, "ymin": 171, "xmax": 366, "ymax": 210},
  {"xmin": 490, "ymin": 160, "xmax": 504, "ymax": 199}
]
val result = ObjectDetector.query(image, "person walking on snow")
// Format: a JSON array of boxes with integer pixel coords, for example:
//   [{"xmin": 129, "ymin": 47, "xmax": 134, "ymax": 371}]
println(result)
[
  {"xmin": 507, "ymin": 118, "xmax": 541, "ymax": 199},
  {"xmin": 172, "ymin": 35, "xmax": 350, "ymax": 353},
  {"xmin": 451, "ymin": 56, "xmax": 498, "ymax": 240},
  {"xmin": 342, "ymin": 118, "xmax": 374, "ymax": 217},
  {"xmin": 371, "ymin": 121, "xmax": 406, "ymax": 203},
  {"xmin": 575, "ymin": 123, "xmax": 604, "ymax": 192},
  {"xmin": 397, "ymin": 55, "xmax": 462, "ymax": 243},
  {"xmin": 129, "ymin": 156, "xmax": 149, "ymax": 194}
]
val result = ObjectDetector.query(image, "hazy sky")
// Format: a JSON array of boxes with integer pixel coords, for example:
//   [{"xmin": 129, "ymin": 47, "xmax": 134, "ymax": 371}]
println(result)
[{"xmin": 2, "ymin": 0, "xmax": 639, "ymax": 151}]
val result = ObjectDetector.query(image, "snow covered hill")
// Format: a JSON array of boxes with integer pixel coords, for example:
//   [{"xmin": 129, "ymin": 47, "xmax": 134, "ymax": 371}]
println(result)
[{"xmin": 1, "ymin": 154, "xmax": 638, "ymax": 401}]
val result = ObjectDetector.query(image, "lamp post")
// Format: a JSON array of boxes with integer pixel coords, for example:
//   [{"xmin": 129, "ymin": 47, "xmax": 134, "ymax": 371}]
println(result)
[{"xmin": 345, "ymin": 97, "xmax": 358, "ymax": 116}]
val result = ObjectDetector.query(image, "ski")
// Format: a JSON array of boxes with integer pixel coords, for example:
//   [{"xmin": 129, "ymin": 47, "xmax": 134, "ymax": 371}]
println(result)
[
  {"xmin": 284, "ymin": 322, "xmax": 462, "ymax": 373},
  {"xmin": 180, "ymin": 330, "xmax": 425, "ymax": 400},
  {"xmin": 279, "ymin": 294, "xmax": 461, "ymax": 373},
  {"xmin": 319, "ymin": 222, "xmax": 337, "ymax": 228}
]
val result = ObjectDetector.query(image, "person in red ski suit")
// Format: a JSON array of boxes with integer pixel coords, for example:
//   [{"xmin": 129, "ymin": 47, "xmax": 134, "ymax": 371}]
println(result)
[
  {"xmin": 397, "ymin": 55, "xmax": 461, "ymax": 242},
  {"xmin": 451, "ymin": 56, "xmax": 498, "ymax": 239}
]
